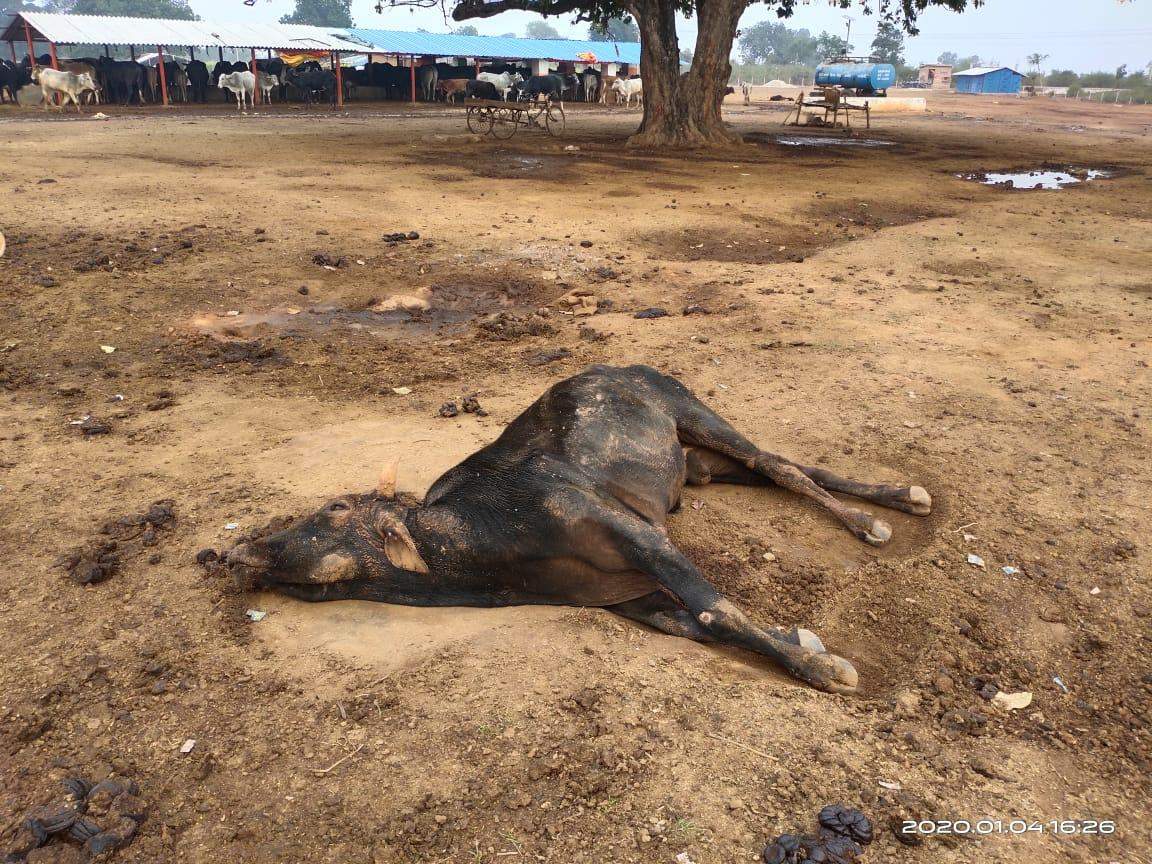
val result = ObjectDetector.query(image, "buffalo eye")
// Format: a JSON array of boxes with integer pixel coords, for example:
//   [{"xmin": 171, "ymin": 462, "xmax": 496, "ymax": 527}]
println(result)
[{"xmin": 328, "ymin": 501, "xmax": 350, "ymax": 512}]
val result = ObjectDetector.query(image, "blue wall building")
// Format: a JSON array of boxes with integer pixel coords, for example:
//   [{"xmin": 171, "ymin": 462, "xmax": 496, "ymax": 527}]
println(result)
[{"xmin": 953, "ymin": 66, "xmax": 1024, "ymax": 94}]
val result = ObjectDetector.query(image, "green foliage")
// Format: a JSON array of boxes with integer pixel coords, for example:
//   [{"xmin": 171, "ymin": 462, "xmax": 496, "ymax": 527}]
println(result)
[
  {"xmin": 728, "ymin": 61, "xmax": 812, "ymax": 85},
  {"xmin": 952, "ymin": 54, "xmax": 981, "ymax": 71},
  {"xmin": 524, "ymin": 19, "xmax": 561, "ymax": 38},
  {"xmin": 1044, "ymin": 69, "xmax": 1077, "ymax": 86},
  {"xmin": 47, "ymin": 0, "xmax": 198, "ymax": 18},
  {"xmin": 814, "ymin": 31, "xmax": 851, "ymax": 60},
  {"xmin": 869, "ymin": 19, "xmax": 904, "ymax": 65},
  {"xmin": 454, "ymin": 24, "xmax": 480, "ymax": 34},
  {"xmin": 588, "ymin": 16, "xmax": 638, "ymax": 42},
  {"xmin": 738, "ymin": 21, "xmax": 820, "ymax": 65},
  {"xmin": 279, "ymin": 0, "xmax": 352, "ymax": 26},
  {"xmin": 936, "ymin": 51, "xmax": 958, "ymax": 65}
]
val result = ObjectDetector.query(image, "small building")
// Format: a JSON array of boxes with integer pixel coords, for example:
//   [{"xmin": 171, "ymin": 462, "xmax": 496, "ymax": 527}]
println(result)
[
  {"xmin": 917, "ymin": 64, "xmax": 952, "ymax": 88},
  {"xmin": 953, "ymin": 66, "xmax": 1024, "ymax": 95}
]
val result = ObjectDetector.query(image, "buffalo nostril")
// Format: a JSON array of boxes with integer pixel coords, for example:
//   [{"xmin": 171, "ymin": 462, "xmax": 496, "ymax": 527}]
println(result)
[{"xmin": 227, "ymin": 543, "xmax": 268, "ymax": 569}]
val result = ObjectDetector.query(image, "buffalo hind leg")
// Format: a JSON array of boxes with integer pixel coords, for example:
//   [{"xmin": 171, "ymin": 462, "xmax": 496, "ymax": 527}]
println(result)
[
  {"xmin": 589, "ymin": 509, "xmax": 858, "ymax": 694},
  {"xmin": 607, "ymin": 591, "xmax": 716, "ymax": 642},
  {"xmin": 686, "ymin": 446, "xmax": 931, "ymax": 516}
]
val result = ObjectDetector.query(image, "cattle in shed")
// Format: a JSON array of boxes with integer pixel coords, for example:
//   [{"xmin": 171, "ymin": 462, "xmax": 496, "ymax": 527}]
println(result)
[
  {"xmin": 515, "ymin": 74, "xmax": 564, "ymax": 103},
  {"xmin": 580, "ymin": 69, "xmax": 600, "ymax": 102},
  {"xmin": 31, "ymin": 67, "xmax": 99, "ymax": 112},
  {"xmin": 58, "ymin": 61, "xmax": 101, "ymax": 104},
  {"xmin": 96, "ymin": 58, "xmax": 146, "ymax": 106},
  {"xmin": 436, "ymin": 62, "xmax": 475, "ymax": 81},
  {"xmin": 436, "ymin": 78, "xmax": 469, "ymax": 102},
  {"xmin": 416, "ymin": 64, "xmax": 438, "ymax": 101},
  {"xmin": 218, "ymin": 70, "xmax": 255, "ymax": 110},
  {"xmin": 476, "ymin": 70, "xmax": 522, "ymax": 100},
  {"xmin": 285, "ymin": 67, "xmax": 336, "ymax": 106},
  {"xmin": 611, "ymin": 76, "xmax": 643, "ymax": 107},
  {"xmin": 230, "ymin": 61, "xmax": 250, "ymax": 73},
  {"xmin": 599, "ymin": 74, "xmax": 618, "ymax": 104},
  {"xmin": 210, "ymin": 60, "xmax": 231, "ymax": 91},
  {"xmin": 0, "ymin": 60, "xmax": 30, "ymax": 103},
  {"xmin": 186, "ymin": 59, "xmax": 209, "ymax": 102},
  {"xmin": 257, "ymin": 72, "xmax": 279, "ymax": 103},
  {"xmin": 465, "ymin": 79, "xmax": 499, "ymax": 100},
  {"xmin": 255, "ymin": 57, "xmax": 287, "ymax": 99},
  {"xmin": 164, "ymin": 61, "xmax": 188, "ymax": 102}
]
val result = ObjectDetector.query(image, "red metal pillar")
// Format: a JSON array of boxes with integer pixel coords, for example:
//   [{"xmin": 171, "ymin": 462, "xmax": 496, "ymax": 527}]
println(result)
[
  {"xmin": 22, "ymin": 18, "xmax": 35, "ymax": 64},
  {"xmin": 332, "ymin": 51, "xmax": 343, "ymax": 109},
  {"xmin": 156, "ymin": 45, "xmax": 169, "ymax": 105},
  {"xmin": 409, "ymin": 55, "xmax": 415, "ymax": 103},
  {"xmin": 250, "ymin": 48, "xmax": 259, "ymax": 105},
  {"xmin": 48, "ymin": 41, "xmax": 58, "ymax": 69}
]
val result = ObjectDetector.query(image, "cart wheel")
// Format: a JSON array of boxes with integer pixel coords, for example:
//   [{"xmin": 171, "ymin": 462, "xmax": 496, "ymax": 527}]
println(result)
[
  {"xmin": 491, "ymin": 106, "xmax": 518, "ymax": 139},
  {"xmin": 466, "ymin": 105, "xmax": 492, "ymax": 134},
  {"xmin": 544, "ymin": 103, "xmax": 566, "ymax": 137}
]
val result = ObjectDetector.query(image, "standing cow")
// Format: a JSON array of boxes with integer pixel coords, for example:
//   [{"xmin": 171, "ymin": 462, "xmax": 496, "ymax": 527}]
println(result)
[
  {"xmin": 611, "ymin": 77, "xmax": 643, "ymax": 107},
  {"xmin": 31, "ymin": 67, "xmax": 99, "ymax": 112},
  {"xmin": 186, "ymin": 59, "xmax": 209, "ymax": 103},
  {"xmin": 416, "ymin": 64, "xmax": 438, "ymax": 101},
  {"xmin": 476, "ymin": 70, "xmax": 522, "ymax": 101},
  {"xmin": 218, "ymin": 70, "xmax": 255, "ymax": 110}
]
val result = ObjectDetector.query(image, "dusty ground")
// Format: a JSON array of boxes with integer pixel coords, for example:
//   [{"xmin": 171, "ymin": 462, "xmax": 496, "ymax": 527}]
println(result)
[{"xmin": 0, "ymin": 91, "xmax": 1149, "ymax": 864}]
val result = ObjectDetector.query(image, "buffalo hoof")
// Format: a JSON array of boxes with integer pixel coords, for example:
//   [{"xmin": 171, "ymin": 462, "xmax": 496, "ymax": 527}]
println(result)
[
  {"xmin": 882, "ymin": 485, "xmax": 933, "ymax": 517},
  {"xmin": 801, "ymin": 653, "xmax": 859, "ymax": 695}
]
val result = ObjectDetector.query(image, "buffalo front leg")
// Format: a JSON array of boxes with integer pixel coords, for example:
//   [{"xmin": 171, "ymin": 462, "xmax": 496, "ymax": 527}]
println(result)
[{"xmin": 591, "ymin": 511, "xmax": 858, "ymax": 694}]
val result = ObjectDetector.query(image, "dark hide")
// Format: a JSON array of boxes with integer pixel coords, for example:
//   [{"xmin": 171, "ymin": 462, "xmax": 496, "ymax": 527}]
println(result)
[{"xmin": 229, "ymin": 366, "xmax": 934, "ymax": 694}]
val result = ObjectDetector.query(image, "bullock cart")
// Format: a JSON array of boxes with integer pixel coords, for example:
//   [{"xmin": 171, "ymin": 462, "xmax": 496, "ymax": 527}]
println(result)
[{"xmin": 465, "ymin": 98, "xmax": 566, "ymax": 139}]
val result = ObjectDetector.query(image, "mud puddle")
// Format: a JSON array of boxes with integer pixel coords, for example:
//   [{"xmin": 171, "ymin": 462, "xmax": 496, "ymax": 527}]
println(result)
[
  {"xmin": 959, "ymin": 167, "xmax": 1112, "ymax": 189},
  {"xmin": 190, "ymin": 305, "xmax": 473, "ymax": 342},
  {"xmin": 776, "ymin": 135, "xmax": 895, "ymax": 148}
]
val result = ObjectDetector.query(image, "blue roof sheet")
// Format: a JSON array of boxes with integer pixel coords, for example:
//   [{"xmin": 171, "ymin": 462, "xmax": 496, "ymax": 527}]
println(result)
[{"xmin": 343, "ymin": 27, "xmax": 641, "ymax": 64}]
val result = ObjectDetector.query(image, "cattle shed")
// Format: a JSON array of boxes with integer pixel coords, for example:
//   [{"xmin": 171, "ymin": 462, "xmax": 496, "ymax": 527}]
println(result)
[
  {"xmin": 2, "ymin": 10, "xmax": 370, "ymax": 105},
  {"xmin": 345, "ymin": 27, "xmax": 640, "ymax": 77},
  {"xmin": 953, "ymin": 66, "xmax": 1024, "ymax": 95}
]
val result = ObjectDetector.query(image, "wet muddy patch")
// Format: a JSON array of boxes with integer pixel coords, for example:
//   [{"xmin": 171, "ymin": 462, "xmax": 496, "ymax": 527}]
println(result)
[
  {"xmin": 775, "ymin": 135, "xmax": 895, "ymax": 148},
  {"xmin": 958, "ymin": 165, "xmax": 1115, "ymax": 190},
  {"xmin": 640, "ymin": 222, "xmax": 829, "ymax": 264}
]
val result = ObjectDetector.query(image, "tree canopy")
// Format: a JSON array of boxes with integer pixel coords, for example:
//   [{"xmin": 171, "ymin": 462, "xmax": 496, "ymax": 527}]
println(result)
[
  {"xmin": 386, "ymin": 0, "xmax": 981, "ymax": 147},
  {"xmin": 588, "ymin": 16, "xmax": 639, "ymax": 42},
  {"xmin": 869, "ymin": 20, "xmax": 905, "ymax": 65},
  {"xmin": 453, "ymin": 24, "xmax": 480, "ymax": 34},
  {"xmin": 44, "ymin": 0, "xmax": 198, "ymax": 18},
  {"xmin": 524, "ymin": 19, "xmax": 561, "ymax": 38},
  {"xmin": 279, "ymin": 0, "xmax": 352, "ymax": 25}
]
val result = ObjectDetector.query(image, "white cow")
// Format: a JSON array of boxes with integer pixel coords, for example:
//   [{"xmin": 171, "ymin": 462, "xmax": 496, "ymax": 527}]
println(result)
[
  {"xmin": 476, "ymin": 71, "xmax": 523, "ymax": 101},
  {"xmin": 218, "ymin": 70, "xmax": 256, "ymax": 110},
  {"xmin": 611, "ymin": 77, "xmax": 643, "ymax": 108},
  {"xmin": 257, "ymin": 72, "xmax": 279, "ymax": 104},
  {"xmin": 31, "ymin": 67, "xmax": 99, "ymax": 112}
]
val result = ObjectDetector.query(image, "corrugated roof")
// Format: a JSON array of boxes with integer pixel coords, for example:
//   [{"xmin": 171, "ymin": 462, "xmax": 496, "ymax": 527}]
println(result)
[
  {"xmin": 953, "ymin": 66, "xmax": 1023, "ymax": 77},
  {"xmin": 2, "ymin": 11, "xmax": 371, "ymax": 52},
  {"xmin": 345, "ymin": 27, "xmax": 641, "ymax": 64}
]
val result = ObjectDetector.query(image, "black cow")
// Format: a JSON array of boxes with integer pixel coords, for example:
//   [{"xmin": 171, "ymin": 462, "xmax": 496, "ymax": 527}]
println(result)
[
  {"xmin": 465, "ymin": 79, "xmax": 499, "ymax": 100},
  {"xmin": 0, "ymin": 59, "xmax": 32, "ymax": 103},
  {"xmin": 435, "ymin": 61, "xmax": 475, "ymax": 80},
  {"xmin": 286, "ymin": 67, "xmax": 336, "ymax": 105},
  {"xmin": 227, "ymin": 365, "xmax": 935, "ymax": 695},
  {"xmin": 97, "ymin": 58, "xmax": 147, "ymax": 106},
  {"xmin": 186, "ymin": 59, "xmax": 209, "ymax": 102},
  {"xmin": 513, "ymin": 74, "xmax": 563, "ymax": 102},
  {"xmin": 255, "ymin": 57, "xmax": 286, "ymax": 99}
]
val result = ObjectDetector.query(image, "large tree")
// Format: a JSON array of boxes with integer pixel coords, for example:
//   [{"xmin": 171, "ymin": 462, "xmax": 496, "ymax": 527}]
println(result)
[
  {"xmin": 524, "ymin": 19, "xmax": 561, "ymax": 37},
  {"xmin": 589, "ymin": 16, "xmax": 640, "ymax": 41},
  {"xmin": 279, "ymin": 0, "xmax": 353, "ymax": 26},
  {"xmin": 738, "ymin": 21, "xmax": 817, "ymax": 65},
  {"xmin": 409, "ymin": 0, "xmax": 977, "ymax": 147},
  {"xmin": 869, "ymin": 19, "xmax": 904, "ymax": 65},
  {"xmin": 47, "ymin": 0, "xmax": 198, "ymax": 17},
  {"xmin": 814, "ymin": 31, "xmax": 851, "ymax": 61}
]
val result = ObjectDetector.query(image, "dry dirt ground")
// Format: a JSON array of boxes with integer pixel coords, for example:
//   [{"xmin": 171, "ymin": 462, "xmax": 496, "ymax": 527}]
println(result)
[{"xmin": 0, "ymin": 92, "xmax": 1149, "ymax": 864}]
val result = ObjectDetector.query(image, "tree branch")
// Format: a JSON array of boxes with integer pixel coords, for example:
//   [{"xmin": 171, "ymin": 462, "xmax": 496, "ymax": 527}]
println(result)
[{"xmin": 451, "ymin": 0, "xmax": 588, "ymax": 20}]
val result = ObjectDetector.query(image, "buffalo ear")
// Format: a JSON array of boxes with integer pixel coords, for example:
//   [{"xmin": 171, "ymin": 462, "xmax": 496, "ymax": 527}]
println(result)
[
  {"xmin": 377, "ymin": 461, "xmax": 398, "ymax": 498},
  {"xmin": 376, "ymin": 514, "xmax": 429, "ymax": 574}
]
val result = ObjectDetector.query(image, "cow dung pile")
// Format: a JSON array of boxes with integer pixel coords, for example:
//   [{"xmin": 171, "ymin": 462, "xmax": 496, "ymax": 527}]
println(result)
[
  {"xmin": 761, "ymin": 805, "xmax": 874, "ymax": 864},
  {"xmin": 3, "ymin": 777, "xmax": 147, "ymax": 862}
]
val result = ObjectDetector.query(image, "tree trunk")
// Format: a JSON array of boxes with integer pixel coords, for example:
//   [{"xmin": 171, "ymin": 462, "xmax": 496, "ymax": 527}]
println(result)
[{"xmin": 626, "ymin": 0, "xmax": 745, "ymax": 148}]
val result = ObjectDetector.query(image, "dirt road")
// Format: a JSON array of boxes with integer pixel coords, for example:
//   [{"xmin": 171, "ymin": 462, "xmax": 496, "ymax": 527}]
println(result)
[{"xmin": 0, "ymin": 94, "xmax": 1149, "ymax": 863}]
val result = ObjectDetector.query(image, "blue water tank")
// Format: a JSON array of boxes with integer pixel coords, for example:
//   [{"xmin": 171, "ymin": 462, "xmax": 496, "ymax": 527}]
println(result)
[{"xmin": 814, "ymin": 61, "xmax": 896, "ymax": 94}]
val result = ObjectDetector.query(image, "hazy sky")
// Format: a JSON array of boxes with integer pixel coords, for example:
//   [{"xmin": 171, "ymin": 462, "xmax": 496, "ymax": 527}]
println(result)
[{"xmin": 190, "ymin": 0, "xmax": 1152, "ymax": 73}]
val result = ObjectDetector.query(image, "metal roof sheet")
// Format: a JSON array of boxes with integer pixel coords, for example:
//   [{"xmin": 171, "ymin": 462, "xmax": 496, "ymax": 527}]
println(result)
[
  {"xmin": 953, "ymin": 66, "xmax": 1022, "ymax": 77},
  {"xmin": 345, "ymin": 27, "xmax": 641, "ymax": 63},
  {"xmin": 2, "ymin": 11, "xmax": 371, "ymax": 52}
]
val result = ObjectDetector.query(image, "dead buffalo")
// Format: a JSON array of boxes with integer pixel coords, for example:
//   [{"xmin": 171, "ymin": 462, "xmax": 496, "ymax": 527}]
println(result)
[{"xmin": 228, "ymin": 365, "xmax": 932, "ymax": 693}]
